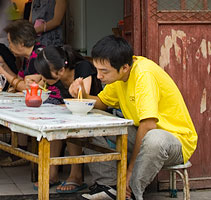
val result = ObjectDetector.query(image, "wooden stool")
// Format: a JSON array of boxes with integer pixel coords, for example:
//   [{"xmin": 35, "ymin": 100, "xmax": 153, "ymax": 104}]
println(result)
[{"xmin": 163, "ymin": 161, "xmax": 192, "ymax": 200}]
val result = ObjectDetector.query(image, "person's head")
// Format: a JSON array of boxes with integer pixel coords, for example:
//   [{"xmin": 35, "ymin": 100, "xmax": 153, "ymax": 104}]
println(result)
[
  {"xmin": 91, "ymin": 35, "xmax": 133, "ymax": 84},
  {"xmin": 34, "ymin": 45, "xmax": 84, "ymax": 82},
  {"xmin": 4, "ymin": 20, "xmax": 37, "ymax": 57}
]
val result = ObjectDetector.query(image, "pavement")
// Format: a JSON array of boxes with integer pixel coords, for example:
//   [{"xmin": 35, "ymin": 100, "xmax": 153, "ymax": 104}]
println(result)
[
  {"xmin": 0, "ymin": 162, "xmax": 211, "ymax": 200},
  {"xmin": 0, "ymin": 141, "xmax": 211, "ymax": 200}
]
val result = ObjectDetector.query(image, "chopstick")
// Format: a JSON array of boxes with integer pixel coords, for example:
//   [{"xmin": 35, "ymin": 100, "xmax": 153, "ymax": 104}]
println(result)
[
  {"xmin": 38, "ymin": 78, "xmax": 48, "ymax": 92},
  {"xmin": 39, "ymin": 84, "xmax": 48, "ymax": 92},
  {"xmin": 77, "ymin": 86, "xmax": 82, "ymax": 99}
]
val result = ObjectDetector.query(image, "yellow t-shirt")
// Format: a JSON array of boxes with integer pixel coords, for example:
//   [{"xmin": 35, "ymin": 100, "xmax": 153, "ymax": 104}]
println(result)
[{"xmin": 98, "ymin": 56, "xmax": 198, "ymax": 163}]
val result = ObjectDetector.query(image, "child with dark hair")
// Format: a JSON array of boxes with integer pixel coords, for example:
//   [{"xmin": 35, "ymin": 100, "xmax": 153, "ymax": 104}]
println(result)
[
  {"xmin": 30, "ymin": 45, "xmax": 102, "ymax": 104},
  {"xmin": 30, "ymin": 45, "xmax": 102, "ymax": 193}
]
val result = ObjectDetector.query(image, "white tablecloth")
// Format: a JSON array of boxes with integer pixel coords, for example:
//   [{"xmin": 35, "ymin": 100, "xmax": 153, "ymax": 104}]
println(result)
[{"xmin": 0, "ymin": 92, "xmax": 133, "ymax": 141}]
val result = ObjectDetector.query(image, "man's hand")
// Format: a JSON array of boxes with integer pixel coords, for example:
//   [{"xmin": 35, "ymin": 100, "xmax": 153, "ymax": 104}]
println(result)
[
  {"xmin": 69, "ymin": 77, "xmax": 87, "ymax": 98},
  {"xmin": 126, "ymin": 169, "xmax": 133, "ymax": 199}
]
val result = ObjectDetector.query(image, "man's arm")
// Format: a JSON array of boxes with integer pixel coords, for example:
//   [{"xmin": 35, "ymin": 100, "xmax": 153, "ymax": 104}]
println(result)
[{"xmin": 69, "ymin": 77, "xmax": 107, "ymax": 111}]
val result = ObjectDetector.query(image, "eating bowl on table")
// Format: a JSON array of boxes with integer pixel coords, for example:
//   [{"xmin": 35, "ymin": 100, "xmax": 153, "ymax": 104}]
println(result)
[
  {"xmin": 23, "ymin": 89, "xmax": 51, "ymax": 102},
  {"xmin": 64, "ymin": 99, "xmax": 96, "ymax": 115}
]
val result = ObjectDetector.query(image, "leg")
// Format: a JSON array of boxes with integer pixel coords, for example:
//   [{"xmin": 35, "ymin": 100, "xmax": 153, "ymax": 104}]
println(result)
[
  {"xmin": 130, "ymin": 129, "xmax": 183, "ymax": 200},
  {"xmin": 34, "ymin": 140, "xmax": 62, "ymax": 189},
  {"xmin": 184, "ymin": 169, "xmax": 190, "ymax": 200},
  {"xmin": 18, "ymin": 134, "xmax": 28, "ymax": 148},
  {"xmin": 78, "ymin": 128, "xmax": 136, "ymax": 200},
  {"xmin": 50, "ymin": 140, "xmax": 63, "ymax": 182},
  {"xmin": 56, "ymin": 141, "xmax": 84, "ymax": 192},
  {"xmin": 169, "ymin": 171, "xmax": 177, "ymax": 197},
  {"xmin": 83, "ymin": 126, "xmax": 136, "ymax": 186},
  {"xmin": 116, "ymin": 134, "xmax": 128, "ymax": 200},
  {"xmin": 84, "ymin": 136, "xmax": 117, "ymax": 186},
  {"xmin": 38, "ymin": 138, "xmax": 50, "ymax": 200}
]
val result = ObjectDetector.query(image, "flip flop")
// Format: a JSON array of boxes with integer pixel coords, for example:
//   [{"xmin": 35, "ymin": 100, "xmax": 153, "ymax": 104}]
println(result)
[
  {"xmin": 56, "ymin": 181, "xmax": 88, "ymax": 194},
  {"xmin": 33, "ymin": 181, "xmax": 61, "ymax": 191}
]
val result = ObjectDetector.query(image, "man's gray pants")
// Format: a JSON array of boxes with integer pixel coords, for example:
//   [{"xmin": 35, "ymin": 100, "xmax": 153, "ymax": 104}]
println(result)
[{"xmin": 84, "ymin": 127, "xmax": 184, "ymax": 200}]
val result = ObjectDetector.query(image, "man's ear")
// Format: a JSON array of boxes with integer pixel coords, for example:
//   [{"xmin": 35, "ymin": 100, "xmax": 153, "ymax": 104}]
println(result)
[{"xmin": 122, "ymin": 64, "xmax": 130, "ymax": 73}]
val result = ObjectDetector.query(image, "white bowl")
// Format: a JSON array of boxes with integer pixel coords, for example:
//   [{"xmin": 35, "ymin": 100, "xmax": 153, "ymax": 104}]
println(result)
[
  {"xmin": 64, "ymin": 99, "xmax": 96, "ymax": 115},
  {"xmin": 23, "ymin": 90, "xmax": 51, "ymax": 102}
]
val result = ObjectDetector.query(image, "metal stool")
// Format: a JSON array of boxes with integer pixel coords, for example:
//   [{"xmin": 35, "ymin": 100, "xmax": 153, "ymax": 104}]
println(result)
[{"xmin": 163, "ymin": 161, "xmax": 192, "ymax": 200}]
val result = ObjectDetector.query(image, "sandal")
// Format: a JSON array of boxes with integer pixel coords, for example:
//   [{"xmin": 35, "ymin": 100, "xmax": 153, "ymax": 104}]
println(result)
[
  {"xmin": 33, "ymin": 181, "xmax": 61, "ymax": 191},
  {"xmin": 56, "ymin": 181, "xmax": 88, "ymax": 194}
]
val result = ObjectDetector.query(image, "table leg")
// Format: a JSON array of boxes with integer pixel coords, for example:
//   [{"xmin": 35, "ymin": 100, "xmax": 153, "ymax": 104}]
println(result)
[
  {"xmin": 38, "ymin": 138, "xmax": 50, "ymax": 200},
  {"xmin": 116, "ymin": 134, "xmax": 128, "ymax": 200}
]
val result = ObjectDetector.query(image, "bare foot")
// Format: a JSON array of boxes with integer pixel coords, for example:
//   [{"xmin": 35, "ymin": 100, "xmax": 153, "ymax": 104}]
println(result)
[{"xmin": 56, "ymin": 178, "xmax": 82, "ymax": 191}]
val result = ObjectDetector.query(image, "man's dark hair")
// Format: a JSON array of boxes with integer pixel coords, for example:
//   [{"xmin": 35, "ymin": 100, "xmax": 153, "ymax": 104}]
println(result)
[
  {"xmin": 91, "ymin": 35, "xmax": 134, "ymax": 71},
  {"xmin": 4, "ymin": 20, "xmax": 37, "ymax": 47}
]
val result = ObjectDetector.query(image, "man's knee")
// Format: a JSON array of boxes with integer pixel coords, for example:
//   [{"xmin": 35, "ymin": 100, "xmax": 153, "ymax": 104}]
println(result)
[{"xmin": 141, "ymin": 129, "xmax": 170, "ymax": 153}]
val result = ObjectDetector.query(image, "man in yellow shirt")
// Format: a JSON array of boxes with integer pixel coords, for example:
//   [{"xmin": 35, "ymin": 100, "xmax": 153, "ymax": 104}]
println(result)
[{"xmin": 69, "ymin": 35, "xmax": 198, "ymax": 200}]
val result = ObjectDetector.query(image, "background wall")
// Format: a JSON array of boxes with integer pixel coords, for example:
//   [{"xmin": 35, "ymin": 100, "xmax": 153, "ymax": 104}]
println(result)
[
  {"xmin": 85, "ymin": 0, "xmax": 124, "ymax": 55},
  {"xmin": 66, "ymin": 0, "xmax": 124, "ymax": 56}
]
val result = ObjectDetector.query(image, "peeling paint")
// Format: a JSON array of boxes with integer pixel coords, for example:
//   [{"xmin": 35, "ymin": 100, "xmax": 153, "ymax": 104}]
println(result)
[
  {"xmin": 200, "ymin": 88, "xmax": 207, "ymax": 114},
  {"xmin": 196, "ymin": 39, "xmax": 208, "ymax": 60},
  {"xmin": 159, "ymin": 36, "xmax": 173, "ymax": 69},
  {"xmin": 191, "ymin": 37, "xmax": 196, "ymax": 43},
  {"xmin": 208, "ymin": 63, "xmax": 210, "ymax": 74},
  {"xmin": 208, "ymin": 41, "xmax": 211, "ymax": 56},
  {"xmin": 195, "ymin": 49, "xmax": 200, "ymax": 60},
  {"xmin": 159, "ymin": 29, "xmax": 187, "ymax": 70},
  {"xmin": 200, "ymin": 39, "xmax": 207, "ymax": 59}
]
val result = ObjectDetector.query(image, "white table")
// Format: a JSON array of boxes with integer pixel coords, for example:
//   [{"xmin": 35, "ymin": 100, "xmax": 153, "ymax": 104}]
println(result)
[{"xmin": 0, "ymin": 92, "xmax": 133, "ymax": 200}]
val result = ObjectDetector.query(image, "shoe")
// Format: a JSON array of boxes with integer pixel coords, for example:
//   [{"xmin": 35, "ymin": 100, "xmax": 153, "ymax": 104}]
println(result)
[
  {"xmin": 33, "ymin": 181, "xmax": 61, "ymax": 191},
  {"xmin": 78, "ymin": 182, "xmax": 116, "ymax": 200},
  {"xmin": 56, "ymin": 181, "xmax": 88, "ymax": 193}
]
